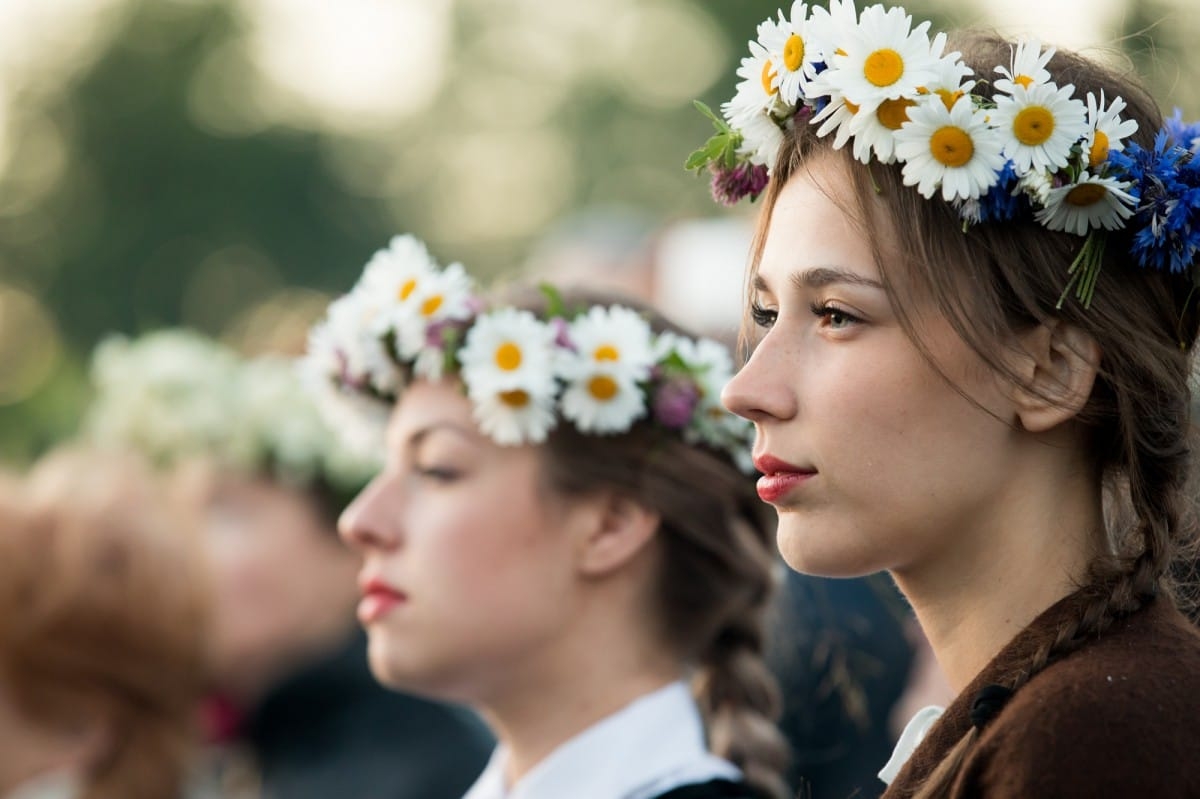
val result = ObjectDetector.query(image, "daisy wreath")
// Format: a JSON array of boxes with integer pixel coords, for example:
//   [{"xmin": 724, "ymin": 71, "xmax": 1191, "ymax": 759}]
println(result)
[
  {"xmin": 301, "ymin": 235, "xmax": 756, "ymax": 470},
  {"xmin": 687, "ymin": 0, "xmax": 1200, "ymax": 308}
]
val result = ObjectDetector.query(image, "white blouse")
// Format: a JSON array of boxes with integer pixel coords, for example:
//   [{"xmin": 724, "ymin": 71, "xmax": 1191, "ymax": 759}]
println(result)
[{"xmin": 463, "ymin": 681, "xmax": 741, "ymax": 799}]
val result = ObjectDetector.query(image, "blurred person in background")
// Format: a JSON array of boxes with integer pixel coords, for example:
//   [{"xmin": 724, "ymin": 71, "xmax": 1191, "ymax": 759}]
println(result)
[
  {"xmin": 85, "ymin": 329, "xmax": 493, "ymax": 799},
  {"xmin": 307, "ymin": 235, "xmax": 790, "ymax": 799},
  {"xmin": 0, "ymin": 448, "xmax": 209, "ymax": 799},
  {"xmin": 528, "ymin": 211, "xmax": 927, "ymax": 799}
]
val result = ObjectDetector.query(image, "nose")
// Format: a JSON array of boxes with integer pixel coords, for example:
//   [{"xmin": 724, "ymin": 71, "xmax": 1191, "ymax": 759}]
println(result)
[
  {"xmin": 338, "ymin": 474, "xmax": 400, "ymax": 553},
  {"xmin": 721, "ymin": 329, "xmax": 799, "ymax": 423}
]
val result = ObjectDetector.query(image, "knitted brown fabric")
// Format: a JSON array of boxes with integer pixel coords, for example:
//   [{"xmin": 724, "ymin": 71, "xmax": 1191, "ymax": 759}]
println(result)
[{"xmin": 883, "ymin": 591, "xmax": 1200, "ymax": 798}]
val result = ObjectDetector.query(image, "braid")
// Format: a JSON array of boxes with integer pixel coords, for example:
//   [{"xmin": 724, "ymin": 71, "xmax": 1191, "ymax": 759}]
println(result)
[{"xmin": 694, "ymin": 576, "xmax": 791, "ymax": 799}]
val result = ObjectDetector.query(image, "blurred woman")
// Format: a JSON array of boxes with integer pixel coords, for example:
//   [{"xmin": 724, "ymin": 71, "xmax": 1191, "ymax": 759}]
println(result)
[
  {"xmin": 0, "ymin": 449, "xmax": 209, "ymax": 799},
  {"xmin": 85, "ymin": 329, "xmax": 494, "ymax": 799},
  {"xmin": 305, "ymin": 235, "xmax": 790, "ymax": 798}
]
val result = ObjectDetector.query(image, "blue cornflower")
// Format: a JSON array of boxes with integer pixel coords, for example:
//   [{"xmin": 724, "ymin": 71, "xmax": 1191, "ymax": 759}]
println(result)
[
  {"xmin": 1109, "ymin": 128, "xmax": 1200, "ymax": 273},
  {"xmin": 976, "ymin": 160, "xmax": 1029, "ymax": 223},
  {"xmin": 1165, "ymin": 107, "xmax": 1200, "ymax": 154}
]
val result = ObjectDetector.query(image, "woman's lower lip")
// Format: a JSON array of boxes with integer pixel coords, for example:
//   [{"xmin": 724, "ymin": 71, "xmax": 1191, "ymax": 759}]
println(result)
[
  {"xmin": 756, "ymin": 472, "xmax": 814, "ymax": 503},
  {"xmin": 358, "ymin": 592, "xmax": 406, "ymax": 624}
]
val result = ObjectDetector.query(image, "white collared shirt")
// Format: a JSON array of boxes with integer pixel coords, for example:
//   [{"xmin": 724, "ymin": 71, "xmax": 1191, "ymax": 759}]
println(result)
[
  {"xmin": 463, "ymin": 681, "xmax": 741, "ymax": 799},
  {"xmin": 3, "ymin": 770, "xmax": 83, "ymax": 799},
  {"xmin": 877, "ymin": 705, "xmax": 945, "ymax": 786}
]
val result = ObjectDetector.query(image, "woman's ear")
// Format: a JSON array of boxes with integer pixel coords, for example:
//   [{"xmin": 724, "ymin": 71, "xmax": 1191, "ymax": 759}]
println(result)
[
  {"xmin": 572, "ymin": 492, "xmax": 661, "ymax": 579},
  {"xmin": 1008, "ymin": 320, "xmax": 1100, "ymax": 433}
]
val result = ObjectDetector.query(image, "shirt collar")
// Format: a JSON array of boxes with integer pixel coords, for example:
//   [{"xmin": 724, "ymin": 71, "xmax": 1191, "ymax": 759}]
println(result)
[
  {"xmin": 877, "ymin": 705, "xmax": 945, "ymax": 786},
  {"xmin": 463, "ymin": 681, "xmax": 740, "ymax": 799}
]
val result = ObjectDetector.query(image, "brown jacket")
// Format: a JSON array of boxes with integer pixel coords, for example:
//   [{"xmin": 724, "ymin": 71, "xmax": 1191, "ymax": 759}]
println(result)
[{"xmin": 883, "ymin": 591, "xmax": 1200, "ymax": 798}]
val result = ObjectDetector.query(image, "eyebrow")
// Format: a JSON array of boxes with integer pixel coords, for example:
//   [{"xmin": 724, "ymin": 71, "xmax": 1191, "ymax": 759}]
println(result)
[
  {"xmin": 753, "ymin": 267, "xmax": 884, "ymax": 293},
  {"xmin": 387, "ymin": 420, "xmax": 478, "ymax": 454}
]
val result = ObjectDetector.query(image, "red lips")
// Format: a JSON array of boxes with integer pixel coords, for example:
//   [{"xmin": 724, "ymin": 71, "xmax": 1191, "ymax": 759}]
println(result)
[
  {"xmin": 357, "ymin": 576, "xmax": 408, "ymax": 624},
  {"xmin": 753, "ymin": 454, "xmax": 816, "ymax": 504}
]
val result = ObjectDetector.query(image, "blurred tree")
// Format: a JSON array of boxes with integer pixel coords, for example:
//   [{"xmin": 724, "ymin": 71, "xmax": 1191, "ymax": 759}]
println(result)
[{"xmin": 0, "ymin": 0, "xmax": 399, "ymax": 460}]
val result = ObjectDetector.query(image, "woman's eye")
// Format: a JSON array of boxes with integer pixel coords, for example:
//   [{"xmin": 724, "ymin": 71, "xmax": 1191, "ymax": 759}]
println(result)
[
  {"xmin": 810, "ymin": 303, "xmax": 862, "ymax": 330},
  {"xmin": 750, "ymin": 303, "xmax": 778, "ymax": 329},
  {"xmin": 416, "ymin": 466, "xmax": 460, "ymax": 482}
]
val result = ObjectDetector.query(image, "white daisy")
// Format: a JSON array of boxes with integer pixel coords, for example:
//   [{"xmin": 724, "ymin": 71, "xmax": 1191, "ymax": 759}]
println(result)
[
  {"xmin": 457, "ymin": 308, "xmax": 558, "ymax": 402},
  {"xmin": 563, "ymin": 305, "xmax": 656, "ymax": 383},
  {"xmin": 916, "ymin": 32, "xmax": 975, "ymax": 112},
  {"xmin": 560, "ymin": 372, "xmax": 646, "ymax": 434},
  {"xmin": 723, "ymin": 99, "xmax": 787, "ymax": 168},
  {"xmin": 1083, "ymin": 90, "xmax": 1139, "ymax": 169},
  {"xmin": 847, "ymin": 94, "xmax": 918, "ymax": 163},
  {"xmin": 893, "ymin": 94, "xmax": 1006, "ymax": 201},
  {"xmin": 319, "ymin": 289, "xmax": 403, "ymax": 395},
  {"xmin": 994, "ymin": 38, "xmax": 1054, "ymax": 94},
  {"xmin": 825, "ymin": 3, "xmax": 938, "ymax": 110},
  {"xmin": 809, "ymin": 85, "xmax": 859, "ymax": 150},
  {"xmin": 757, "ymin": 2, "xmax": 824, "ymax": 105},
  {"xmin": 990, "ymin": 81, "xmax": 1087, "ymax": 173},
  {"xmin": 357, "ymin": 234, "xmax": 440, "ymax": 326},
  {"xmin": 556, "ymin": 306, "xmax": 656, "ymax": 435},
  {"xmin": 1018, "ymin": 167, "xmax": 1054, "ymax": 205},
  {"xmin": 1035, "ymin": 171, "xmax": 1136, "ymax": 236},
  {"xmin": 392, "ymin": 262, "xmax": 476, "ymax": 359},
  {"xmin": 471, "ymin": 388, "xmax": 558, "ymax": 446}
]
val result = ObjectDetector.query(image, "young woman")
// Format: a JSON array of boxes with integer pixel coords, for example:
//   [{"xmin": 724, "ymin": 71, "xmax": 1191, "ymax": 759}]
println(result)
[
  {"xmin": 0, "ymin": 449, "xmax": 209, "ymax": 799},
  {"xmin": 697, "ymin": 2, "xmax": 1200, "ymax": 797},
  {"xmin": 304, "ymin": 235, "xmax": 790, "ymax": 799}
]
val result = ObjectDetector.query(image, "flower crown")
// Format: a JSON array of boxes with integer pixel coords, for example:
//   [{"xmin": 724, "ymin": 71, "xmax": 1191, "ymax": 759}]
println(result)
[
  {"xmin": 86, "ymin": 330, "xmax": 379, "ymax": 495},
  {"xmin": 688, "ymin": 0, "xmax": 1200, "ymax": 307},
  {"xmin": 300, "ymin": 235, "xmax": 756, "ymax": 471}
]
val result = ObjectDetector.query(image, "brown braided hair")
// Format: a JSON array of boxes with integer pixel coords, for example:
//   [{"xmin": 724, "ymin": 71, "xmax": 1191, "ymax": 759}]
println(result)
[
  {"xmin": 747, "ymin": 31, "xmax": 1200, "ymax": 799},
  {"xmin": 517, "ymin": 288, "xmax": 792, "ymax": 799}
]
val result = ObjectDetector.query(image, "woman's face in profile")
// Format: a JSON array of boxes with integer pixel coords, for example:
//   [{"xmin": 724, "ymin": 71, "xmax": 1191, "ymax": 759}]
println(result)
[
  {"xmin": 339, "ymin": 379, "xmax": 594, "ymax": 704},
  {"xmin": 722, "ymin": 152, "xmax": 1020, "ymax": 580}
]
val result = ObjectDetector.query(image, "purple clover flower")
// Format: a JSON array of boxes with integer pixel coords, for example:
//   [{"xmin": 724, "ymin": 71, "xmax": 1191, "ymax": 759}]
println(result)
[
  {"xmin": 710, "ymin": 162, "xmax": 770, "ymax": 206},
  {"xmin": 653, "ymin": 378, "xmax": 701, "ymax": 429}
]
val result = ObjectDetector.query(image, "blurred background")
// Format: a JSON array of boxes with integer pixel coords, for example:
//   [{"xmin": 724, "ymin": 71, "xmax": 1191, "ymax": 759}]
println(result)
[{"xmin": 0, "ymin": 0, "xmax": 1197, "ymax": 463}]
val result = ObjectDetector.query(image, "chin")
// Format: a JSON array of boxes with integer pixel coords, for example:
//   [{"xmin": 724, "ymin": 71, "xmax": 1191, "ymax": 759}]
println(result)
[{"xmin": 775, "ymin": 515, "xmax": 886, "ymax": 578}]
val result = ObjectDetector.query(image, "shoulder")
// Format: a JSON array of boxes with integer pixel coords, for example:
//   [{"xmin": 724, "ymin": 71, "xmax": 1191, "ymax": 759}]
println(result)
[
  {"xmin": 961, "ymin": 602, "xmax": 1200, "ymax": 796},
  {"xmin": 651, "ymin": 779, "xmax": 769, "ymax": 799}
]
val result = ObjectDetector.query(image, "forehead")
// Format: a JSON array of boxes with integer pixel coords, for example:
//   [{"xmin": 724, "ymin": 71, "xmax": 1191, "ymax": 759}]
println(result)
[
  {"xmin": 757, "ymin": 155, "xmax": 884, "ymax": 291},
  {"xmin": 386, "ymin": 379, "xmax": 479, "ymax": 446}
]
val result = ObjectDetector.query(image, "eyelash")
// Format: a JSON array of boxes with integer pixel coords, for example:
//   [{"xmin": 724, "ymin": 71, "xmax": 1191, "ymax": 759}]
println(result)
[
  {"xmin": 809, "ymin": 302, "xmax": 862, "ymax": 329},
  {"xmin": 750, "ymin": 303, "xmax": 777, "ymax": 328},
  {"xmin": 750, "ymin": 302, "xmax": 863, "ymax": 329},
  {"xmin": 416, "ymin": 465, "xmax": 460, "ymax": 482}
]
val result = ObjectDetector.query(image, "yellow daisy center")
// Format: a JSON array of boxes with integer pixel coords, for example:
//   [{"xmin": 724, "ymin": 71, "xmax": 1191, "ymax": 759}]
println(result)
[
  {"xmin": 864, "ymin": 48, "xmax": 904, "ymax": 87},
  {"xmin": 399, "ymin": 278, "xmax": 417, "ymax": 301},
  {"xmin": 1014, "ymin": 74, "xmax": 1034, "ymax": 89},
  {"xmin": 588, "ymin": 375, "xmax": 619, "ymax": 401},
  {"xmin": 593, "ymin": 344, "xmax": 620, "ymax": 362},
  {"xmin": 494, "ymin": 342, "xmax": 522, "ymax": 371},
  {"xmin": 844, "ymin": 99, "xmax": 860, "ymax": 115},
  {"xmin": 498, "ymin": 389, "xmax": 529, "ymax": 408},
  {"xmin": 1013, "ymin": 106, "xmax": 1055, "ymax": 146},
  {"xmin": 935, "ymin": 88, "xmax": 963, "ymax": 112},
  {"xmin": 1089, "ymin": 130, "xmax": 1110, "ymax": 168},
  {"xmin": 876, "ymin": 97, "xmax": 916, "ymax": 130},
  {"xmin": 783, "ymin": 34, "xmax": 805, "ymax": 72},
  {"xmin": 761, "ymin": 60, "xmax": 778, "ymax": 95},
  {"xmin": 420, "ymin": 295, "xmax": 443, "ymax": 316},
  {"xmin": 929, "ymin": 126, "xmax": 974, "ymax": 167},
  {"xmin": 1066, "ymin": 183, "xmax": 1108, "ymax": 207}
]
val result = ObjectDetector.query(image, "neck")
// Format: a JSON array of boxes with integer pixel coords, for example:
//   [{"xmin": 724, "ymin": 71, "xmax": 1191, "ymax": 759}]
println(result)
[
  {"xmin": 477, "ymin": 594, "xmax": 681, "ymax": 785},
  {"xmin": 892, "ymin": 445, "xmax": 1104, "ymax": 691}
]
